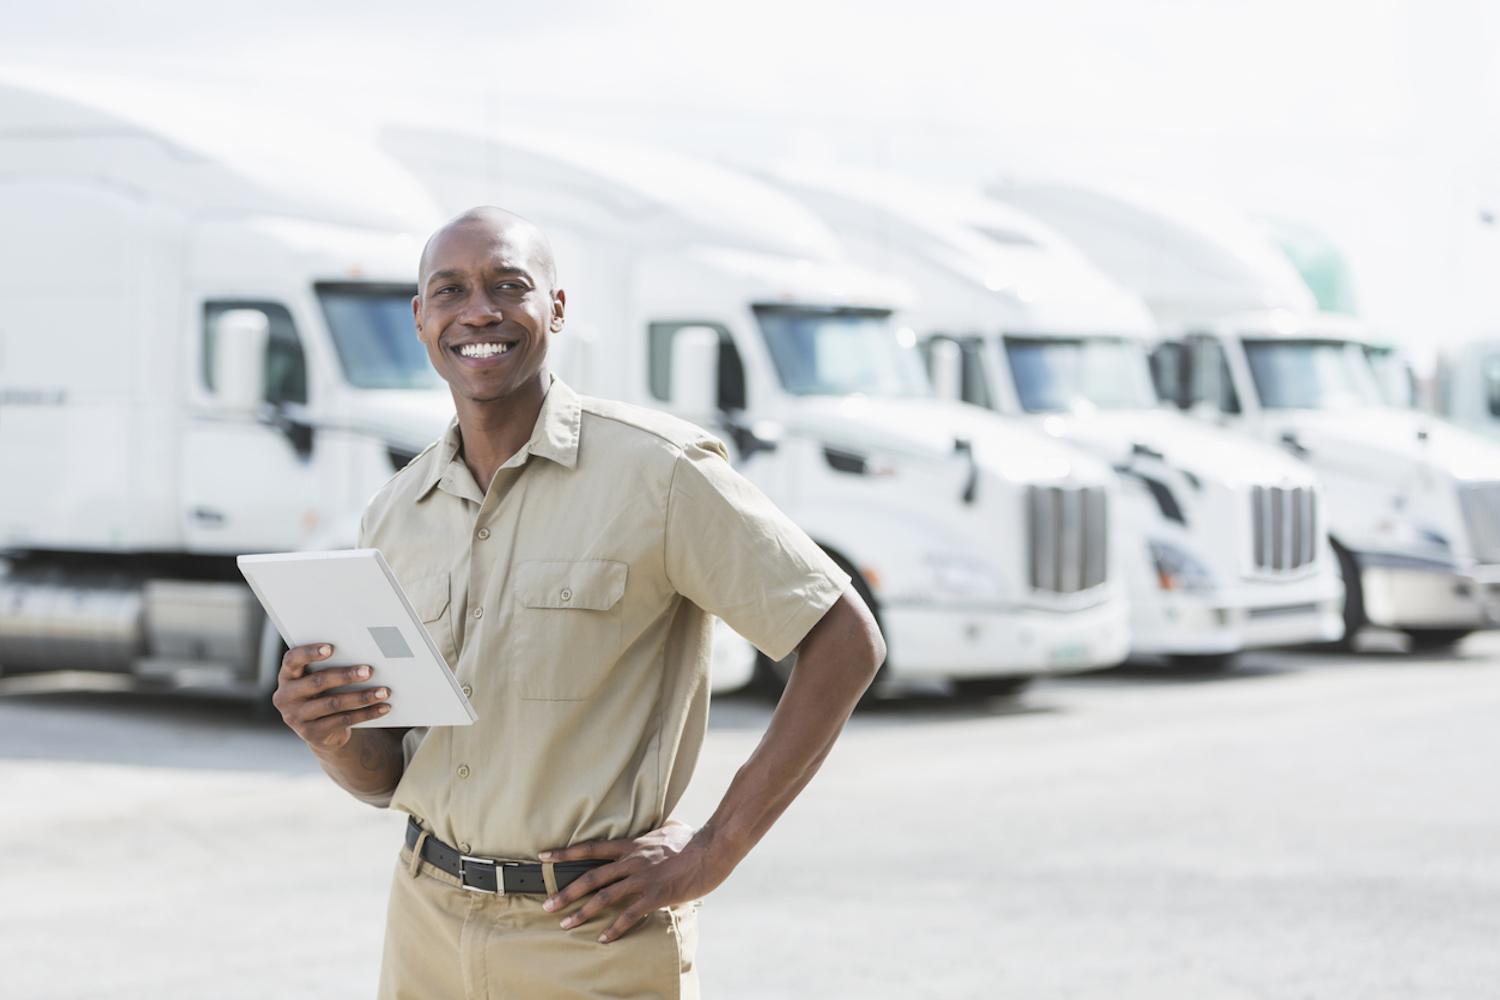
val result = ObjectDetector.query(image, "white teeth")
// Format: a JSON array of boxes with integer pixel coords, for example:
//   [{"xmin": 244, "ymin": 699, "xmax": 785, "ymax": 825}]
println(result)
[{"xmin": 459, "ymin": 342, "xmax": 513, "ymax": 358}]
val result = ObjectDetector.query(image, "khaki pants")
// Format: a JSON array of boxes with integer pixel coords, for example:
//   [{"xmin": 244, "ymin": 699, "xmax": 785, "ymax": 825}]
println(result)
[{"xmin": 378, "ymin": 847, "xmax": 700, "ymax": 1000}]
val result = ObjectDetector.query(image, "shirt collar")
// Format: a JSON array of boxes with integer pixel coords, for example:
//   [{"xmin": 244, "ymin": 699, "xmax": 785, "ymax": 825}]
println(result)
[{"xmin": 413, "ymin": 375, "xmax": 581, "ymax": 502}]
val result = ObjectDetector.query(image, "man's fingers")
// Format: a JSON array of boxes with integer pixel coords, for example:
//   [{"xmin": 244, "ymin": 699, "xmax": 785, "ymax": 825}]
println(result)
[
  {"xmin": 277, "ymin": 664, "xmax": 373, "ymax": 706},
  {"xmin": 273, "ymin": 664, "xmax": 377, "ymax": 722},
  {"xmin": 542, "ymin": 858, "xmax": 634, "ymax": 912},
  {"xmin": 559, "ymin": 876, "xmax": 639, "ymax": 930},
  {"xmin": 279, "ymin": 643, "xmax": 333, "ymax": 681},
  {"xmin": 302, "ymin": 702, "xmax": 393, "ymax": 742},
  {"xmin": 299, "ymin": 686, "xmax": 390, "ymax": 723},
  {"xmin": 598, "ymin": 901, "xmax": 653, "ymax": 944}
]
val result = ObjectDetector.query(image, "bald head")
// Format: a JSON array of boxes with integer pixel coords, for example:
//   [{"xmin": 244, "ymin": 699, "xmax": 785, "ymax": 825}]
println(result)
[{"xmin": 418, "ymin": 206, "xmax": 557, "ymax": 291}]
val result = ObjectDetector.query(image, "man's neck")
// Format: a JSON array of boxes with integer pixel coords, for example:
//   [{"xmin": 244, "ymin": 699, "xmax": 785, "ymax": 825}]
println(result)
[{"xmin": 453, "ymin": 372, "xmax": 550, "ymax": 494}]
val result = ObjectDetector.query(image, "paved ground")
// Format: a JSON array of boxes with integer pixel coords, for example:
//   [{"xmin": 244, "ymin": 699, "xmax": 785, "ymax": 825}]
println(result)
[{"xmin": 3, "ymin": 634, "xmax": 1498, "ymax": 999}]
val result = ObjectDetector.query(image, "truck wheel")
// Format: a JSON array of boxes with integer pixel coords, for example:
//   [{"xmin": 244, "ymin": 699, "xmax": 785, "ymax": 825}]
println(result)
[
  {"xmin": 754, "ymin": 549, "xmax": 883, "ymax": 706},
  {"xmin": 952, "ymin": 676, "xmax": 1032, "ymax": 698},
  {"xmin": 1403, "ymin": 629, "xmax": 1470, "ymax": 651},
  {"xmin": 1167, "ymin": 653, "xmax": 1237, "ymax": 673},
  {"xmin": 1330, "ymin": 540, "xmax": 1365, "ymax": 651}
]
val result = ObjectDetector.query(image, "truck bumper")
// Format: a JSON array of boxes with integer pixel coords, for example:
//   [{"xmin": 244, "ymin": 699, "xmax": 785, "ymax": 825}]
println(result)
[
  {"xmin": 1128, "ymin": 577, "xmax": 1346, "ymax": 655},
  {"xmin": 1358, "ymin": 555, "xmax": 1500, "ymax": 630},
  {"xmin": 879, "ymin": 597, "xmax": 1131, "ymax": 681}
]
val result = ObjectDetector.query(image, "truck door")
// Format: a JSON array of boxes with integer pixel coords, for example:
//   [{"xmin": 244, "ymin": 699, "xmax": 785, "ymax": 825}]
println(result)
[
  {"xmin": 1185, "ymin": 334, "xmax": 1243, "ymax": 426},
  {"xmin": 180, "ymin": 300, "xmax": 319, "ymax": 552}
]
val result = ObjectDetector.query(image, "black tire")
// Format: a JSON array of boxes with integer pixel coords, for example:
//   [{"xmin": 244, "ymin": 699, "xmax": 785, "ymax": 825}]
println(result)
[
  {"xmin": 1330, "ymin": 539, "xmax": 1364, "ymax": 651},
  {"xmin": 1167, "ymin": 653, "xmax": 1237, "ymax": 673},
  {"xmin": 250, "ymin": 625, "xmax": 288, "ymax": 723},
  {"xmin": 754, "ymin": 548, "xmax": 883, "ymax": 705},
  {"xmin": 1403, "ymin": 629, "xmax": 1471, "ymax": 651},
  {"xmin": 952, "ymin": 675, "xmax": 1033, "ymax": 699}
]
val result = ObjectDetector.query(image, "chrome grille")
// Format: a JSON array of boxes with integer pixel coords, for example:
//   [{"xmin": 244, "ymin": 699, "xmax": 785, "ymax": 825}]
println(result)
[
  {"xmin": 1251, "ymin": 486, "xmax": 1316, "ymax": 572},
  {"xmin": 1028, "ymin": 485, "xmax": 1108, "ymax": 594},
  {"xmin": 1458, "ymin": 482, "xmax": 1500, "ymax": 564}
]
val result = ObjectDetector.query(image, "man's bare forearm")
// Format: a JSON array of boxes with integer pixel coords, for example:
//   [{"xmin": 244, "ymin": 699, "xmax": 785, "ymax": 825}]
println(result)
[
  {"xmin": 314, "ymin": 728, "xmax": 409, "ymax": 808},
  {"xmin": 698, "ymin": 589, "xmax": 884, "ymax": 866}
]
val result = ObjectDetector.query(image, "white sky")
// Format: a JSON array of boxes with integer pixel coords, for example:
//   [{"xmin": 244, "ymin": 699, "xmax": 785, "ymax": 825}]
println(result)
[{"xmin": 4, "ymin": 0, "xmax": 1500, "ymax": 350}]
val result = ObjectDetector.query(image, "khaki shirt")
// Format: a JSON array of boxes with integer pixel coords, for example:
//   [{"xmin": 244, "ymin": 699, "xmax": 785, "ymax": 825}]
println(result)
[{"xmin": 358, "ymin": 377, "xmax": 848, "ymax": 858}]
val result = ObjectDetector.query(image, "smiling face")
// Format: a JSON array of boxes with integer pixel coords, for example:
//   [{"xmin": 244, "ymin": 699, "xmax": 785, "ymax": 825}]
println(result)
[{"xmin": 413, "ymin": 209, "xmax": 565, "ymax": 407}]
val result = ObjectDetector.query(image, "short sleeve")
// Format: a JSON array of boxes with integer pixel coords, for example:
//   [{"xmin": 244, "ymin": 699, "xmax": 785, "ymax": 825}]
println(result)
[{"xmin": 664, "ymin": 440, "xmax": 850, "ymax": 661}]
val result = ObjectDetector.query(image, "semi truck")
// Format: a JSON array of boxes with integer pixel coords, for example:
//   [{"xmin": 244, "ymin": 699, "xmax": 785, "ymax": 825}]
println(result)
[
  {"xmin": 769, "ymin": 165, "xmax": 1344, "ymax": 665},
  {"xmin": 379, "ymin": 125, "xmax": 1132, "ymax": 695},
  {"xmin": 0, "ymin": 79, "xmax": 462, "ymax": 698},
  {"xmin": 992, "ymin": 182, "xmax": 1500, "ymax": 647},
  {"xmin": 0, "ymin": 78, "xmax": 773, "ymax": 699}
]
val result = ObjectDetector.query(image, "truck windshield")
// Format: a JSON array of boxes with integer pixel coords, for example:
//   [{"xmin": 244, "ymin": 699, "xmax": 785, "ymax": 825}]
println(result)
[
  {"xmin": 754, "ymin": 306, "xmax": 927, "ymax": 397},
  {"xmin": 1003, "ymin": 336, "xmax": 1158, "ymax": 412},
  {"xmin": 315, "ymin": 283, "xmax": 443, "ymax": 390},
  {"xmin": 1242, "ymin": 338, "xmax": 1384, "ymax": 410}
]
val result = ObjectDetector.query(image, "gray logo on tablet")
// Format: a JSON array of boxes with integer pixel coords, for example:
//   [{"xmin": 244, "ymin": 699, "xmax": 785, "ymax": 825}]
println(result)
[{"xmin": 368, "ymin": 626, "xmax": 415, "ymax": 659}]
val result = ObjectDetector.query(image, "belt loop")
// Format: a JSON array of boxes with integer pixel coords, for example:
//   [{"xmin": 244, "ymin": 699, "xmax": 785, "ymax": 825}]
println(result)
[
  {"xmin": 408, "ymin": 829, "xmax": 431, "ymax": 879},
  {"xmin": 542, "ymin": 862, "xmax": 559, "ymax": 898}
]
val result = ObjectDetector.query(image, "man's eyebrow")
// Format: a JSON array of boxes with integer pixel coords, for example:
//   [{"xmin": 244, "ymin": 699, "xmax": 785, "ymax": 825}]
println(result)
[{"xmin": 425, "ymin": 266, "xmax": 534, "ymax": 285}]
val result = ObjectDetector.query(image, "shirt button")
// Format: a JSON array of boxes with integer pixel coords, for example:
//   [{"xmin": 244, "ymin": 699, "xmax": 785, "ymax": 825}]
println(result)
[
  {"xmin": 457, "ymin": 764, "xmax": 470, "ymax": 779},
  {"xmin": 461, "ymin": 684, "xmax": 473, "ymax": 698},
  {"xmin": 476, "ymin": 527, "xmax": 490, "ymax": 540},
  {"xmin": 471, "ymin": 606, "xmax": 483, "ymax": 619},
  {"xmin": 560, "ymin": 588, "xmax": 572, "ymax": 602},
  {"xmin": 459, "ymin": 843, "xmax": 471, "ymax": 855}
]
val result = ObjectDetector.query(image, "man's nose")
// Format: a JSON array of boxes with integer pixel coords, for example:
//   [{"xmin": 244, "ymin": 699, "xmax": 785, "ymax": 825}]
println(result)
[{"xmin": 457, "ymin": 292, "xmax": 503, "ymax": 328}]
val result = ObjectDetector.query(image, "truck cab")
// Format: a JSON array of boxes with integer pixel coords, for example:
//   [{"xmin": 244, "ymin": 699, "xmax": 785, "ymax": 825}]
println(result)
[
  {"xmin": 768, "ymin": 166, "xmax": 1344, "ymax": 665},
  {"xmin": 381, "ymin": 127, "xmax": 1132, "ymax": 694},
  {"xmin": 985, "ymin": 180, "xmax": 1500, "ymax": 650},
  {"xmin": 0, "ymin": 79, "xmax": 460, "ymax": 697},
  {"xmin": 1157, "ymin": 310, "xmax": 1500, "ymax": 647}
]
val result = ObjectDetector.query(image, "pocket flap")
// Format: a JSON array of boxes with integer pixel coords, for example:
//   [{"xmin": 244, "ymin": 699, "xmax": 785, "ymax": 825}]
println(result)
[
  {"xmin": 406, "ymin": 573, "xmax": 451, "ymax": 623},
  {"xmin": 515, "ymin": 560, "xmax": 627, "ymax": 611}
]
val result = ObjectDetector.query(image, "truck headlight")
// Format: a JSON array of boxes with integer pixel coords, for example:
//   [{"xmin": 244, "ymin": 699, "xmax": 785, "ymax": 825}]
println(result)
[
  {"xmin": 924, "ymin": 553, "xmax": 1009, "ymax": 601},
  {"xmin": 1150, "ymin": 540, "xmax": 1215, "ymax": 592}
]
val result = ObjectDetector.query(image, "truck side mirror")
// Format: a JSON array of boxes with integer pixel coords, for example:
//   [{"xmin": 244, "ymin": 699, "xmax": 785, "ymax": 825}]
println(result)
[
  {"xmin": 928, "ymin": 338, "xmax": 963, "ymax": 402},
  {"xmin": 670, "ymin": 326, "xmax": 720, "ymax": 420},
  {"xmin": 213, "ymin": 309, "xmax": 269, "ymax": 415}
]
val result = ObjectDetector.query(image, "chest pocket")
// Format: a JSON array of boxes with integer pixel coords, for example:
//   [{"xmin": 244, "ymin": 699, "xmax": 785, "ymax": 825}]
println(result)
[
  {"xmin": 406, "ymin": 572, "xmax": 458, "ymax": 670},
  {"xmin": 511, "ymin": 559, "xmax": 627, "ymax": 700}
]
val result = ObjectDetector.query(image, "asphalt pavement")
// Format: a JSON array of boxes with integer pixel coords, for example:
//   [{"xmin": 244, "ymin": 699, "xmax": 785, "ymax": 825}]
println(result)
[{"xmin": 3, "ymin": 634, "xmax": 1498, "ymax": 999}]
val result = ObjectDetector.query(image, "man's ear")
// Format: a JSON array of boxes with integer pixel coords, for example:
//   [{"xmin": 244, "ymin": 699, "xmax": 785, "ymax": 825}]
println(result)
[
  {"xmin": 550, "ymin": 288, "xmax": 567, "ymax": 333},
  {"xmin": 412, "ymin": 295, "xmax": 426, "ymax": 342}
]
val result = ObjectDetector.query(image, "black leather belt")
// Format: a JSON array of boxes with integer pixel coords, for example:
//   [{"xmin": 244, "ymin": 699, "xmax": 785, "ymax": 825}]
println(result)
[{"xmin": 406, "ymin": 817, "xmax": 608, "ymax": 895}]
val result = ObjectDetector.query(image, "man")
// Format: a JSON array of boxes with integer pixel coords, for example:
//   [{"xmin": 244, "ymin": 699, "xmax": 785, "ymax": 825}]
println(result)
[{"xmin": 272, "ymin": 206, "xmax": 885, "ymax": 998}]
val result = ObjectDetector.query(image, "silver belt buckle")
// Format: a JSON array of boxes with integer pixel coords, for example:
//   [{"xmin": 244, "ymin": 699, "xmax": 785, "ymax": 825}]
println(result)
[{"xmin": 459, "ymin": 855, "xmax": 512, "ymax": 895}]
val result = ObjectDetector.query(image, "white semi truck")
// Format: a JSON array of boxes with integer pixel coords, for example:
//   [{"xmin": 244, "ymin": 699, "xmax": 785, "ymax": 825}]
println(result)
[
  {"xmin": 770, "ymin": 166, "xmax": 1344, "ymax": 665},
  {"xmin": 993, "ymin": 182, "xmax": 1500, "ymax": 647},
  {"xmin": 0, "ymin": 79, "xmax": 474, "ymax": 697},
  {"xmin": 379, "ymin": 126, "xmax": 1132, "ymax": 695}
]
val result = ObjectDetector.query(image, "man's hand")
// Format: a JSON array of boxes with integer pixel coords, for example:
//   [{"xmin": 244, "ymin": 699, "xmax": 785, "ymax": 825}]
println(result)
[
  {"xmin": 539, "ymin": 821, "xmax": 725, "ymax": 943},
  {"xmin": 272, "ymin": 643, "xmax": 408, "ymax": 807},
  {"xmin": 272, "ymin": 643, "xmax": 392, "ymax": 746}
]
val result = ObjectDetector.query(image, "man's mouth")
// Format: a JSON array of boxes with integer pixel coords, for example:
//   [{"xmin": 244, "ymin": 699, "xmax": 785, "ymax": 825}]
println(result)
[{"xmin": 456, "ymin": 341, "xmax": 515, "ymax": 359}]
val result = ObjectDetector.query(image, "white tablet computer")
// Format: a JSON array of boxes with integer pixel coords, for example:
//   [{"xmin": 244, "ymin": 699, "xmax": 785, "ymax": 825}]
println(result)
[{"xmin": 238, "ymin": 549, "xmax": 477, "ymax": 728}]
